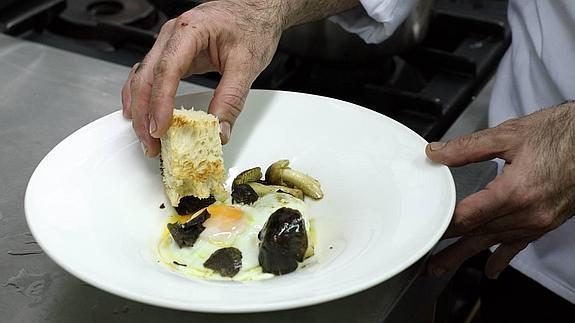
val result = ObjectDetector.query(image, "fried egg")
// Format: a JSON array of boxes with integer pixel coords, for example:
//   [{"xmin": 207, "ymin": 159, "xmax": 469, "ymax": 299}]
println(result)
[{"xmin": 158, "ymin": 192, "xmax": 315, "ymax": 281}]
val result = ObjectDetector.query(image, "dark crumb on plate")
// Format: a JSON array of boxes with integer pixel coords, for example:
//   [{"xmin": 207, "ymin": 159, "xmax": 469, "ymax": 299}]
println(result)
[
  {"xmin": 167, "ymin": 209, "xmax": 211, "ymax": 248},
  {"xmin": 160, "ymin": 203, "xmax": 165, "ymax": 209},
  {"xmin": 329, "ymin": 246, "xmax": 333, "ymax": 250},
  {"xmin": 203, "ymin": 247, "xmax": 243, "ymax": 278},
  {"xmin": 173, "ymin": 261, "xmax": 187, "ymax": 267}
]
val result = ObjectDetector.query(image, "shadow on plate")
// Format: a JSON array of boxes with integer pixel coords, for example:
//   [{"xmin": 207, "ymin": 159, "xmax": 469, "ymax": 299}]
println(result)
[{"xmin": 174, "ymin": 90, "xmax": 275, "ymax": 167}]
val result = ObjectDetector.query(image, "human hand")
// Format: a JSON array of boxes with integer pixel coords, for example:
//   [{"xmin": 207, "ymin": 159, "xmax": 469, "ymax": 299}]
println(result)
[
  {"xmin": 121, "ymin": 1, "xmax": 283, "ymax": 156},
  {"xmin": 426, "ymin": 102, "xmax": 575, "ymax": 279}
]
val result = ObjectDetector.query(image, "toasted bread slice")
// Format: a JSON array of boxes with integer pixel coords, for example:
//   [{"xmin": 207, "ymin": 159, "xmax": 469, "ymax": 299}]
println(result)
[{"xmin": 160, "ymin": 109, "xmax": 226, "ymax": 206}]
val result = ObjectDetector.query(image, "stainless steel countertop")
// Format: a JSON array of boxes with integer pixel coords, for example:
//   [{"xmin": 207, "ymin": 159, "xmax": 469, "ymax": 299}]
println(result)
[{"xmin": 0, "ymin": 34, "xmax": 496, "ymax": 322}]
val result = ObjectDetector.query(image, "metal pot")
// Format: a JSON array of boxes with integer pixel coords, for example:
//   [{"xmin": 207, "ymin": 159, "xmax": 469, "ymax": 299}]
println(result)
[{"xmin": 278, "ymin": 0, "xmax": 435, "ymax": 63}]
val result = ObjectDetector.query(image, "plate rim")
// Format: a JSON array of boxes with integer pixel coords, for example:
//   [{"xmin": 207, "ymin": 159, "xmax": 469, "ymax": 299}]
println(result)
[{"xmin": 25, "ymin": 89, "xmax": 455, "ymax": 313}]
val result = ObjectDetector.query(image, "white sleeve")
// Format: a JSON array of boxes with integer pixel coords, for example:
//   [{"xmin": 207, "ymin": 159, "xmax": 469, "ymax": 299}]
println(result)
[{"xmin": 329, "ymin": 0, "xmax": 420, "ymax": 44}]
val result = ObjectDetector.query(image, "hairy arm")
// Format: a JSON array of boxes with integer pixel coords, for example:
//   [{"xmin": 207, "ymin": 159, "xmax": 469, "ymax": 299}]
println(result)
[{"xmin": 279, "ymin": 0, "xmax": 360, "ymax": 28}]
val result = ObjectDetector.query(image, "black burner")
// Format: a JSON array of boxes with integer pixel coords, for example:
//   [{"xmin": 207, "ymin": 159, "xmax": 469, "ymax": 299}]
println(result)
[
  {"xmin": 61, "ymin": 0, "xmax": 155, "ymax": 26},
  {"xmin": 0, "ymin": 0, "xmax": 510, "ymax": 140},
  {"xmin": 252, "ymin": 9, "xmax": 510, "ymax": 140},
  {"xmin": 48, "ymin": 0, "xmax": 160, "ymax": 48},
  {"xmin": 87, "ymin": 1, "xmax": 125, "ymax": 17}
]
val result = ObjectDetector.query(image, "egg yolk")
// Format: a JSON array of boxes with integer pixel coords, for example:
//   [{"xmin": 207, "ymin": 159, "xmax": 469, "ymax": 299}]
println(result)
[
  {"xmin": 198, "ymin": 204, "xmax": 246, "ymax": 243},
  {"xmin": 205, "ymin": 205, "xmax": 244, "ymax": 229}
]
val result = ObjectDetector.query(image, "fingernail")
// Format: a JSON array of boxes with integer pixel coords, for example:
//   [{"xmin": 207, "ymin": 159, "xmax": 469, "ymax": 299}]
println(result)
[
  {"xmin": 141, "ymin": 141, "xmax": 149, "ymax": 156},
  {"xmin": 149, "ymin": 115, "xmax": 158, "ymax": 137},
  {"xmin": 132, "ymin": 62, "xmax": 141, "ymax": 72},
  {"xmin": 432, "ymin": 267, "xmax": 446, "ymax": 277},
  {"xmin": 429, "ymin": 142, "xmax": 447, "ymax": 151},
  {"xmin": 488, "ymin": 271, "xmax": 501, "ymax": 280},
  {"xmin": 219, "ymin": 121, "xmax": 230, "ymax": 144}
]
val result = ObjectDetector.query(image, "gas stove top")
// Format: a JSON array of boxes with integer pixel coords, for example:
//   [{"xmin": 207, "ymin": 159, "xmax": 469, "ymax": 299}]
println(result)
[{"xmin": 0, "ymin": 0, "xmax": 510, "ymax": 141}]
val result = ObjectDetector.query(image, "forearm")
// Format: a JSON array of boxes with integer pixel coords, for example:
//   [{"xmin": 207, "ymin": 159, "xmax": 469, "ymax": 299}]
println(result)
[
  {"xmin": 278, "ymin": 0, "xmax": 361, "ymax": 29},
  {"xmin": 221, "ymin": 0, "xmax": 360, "ymax": 41}
]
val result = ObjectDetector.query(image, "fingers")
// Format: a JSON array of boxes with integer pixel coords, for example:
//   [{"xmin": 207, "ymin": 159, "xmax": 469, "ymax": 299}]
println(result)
[
  {"xmin": 130, "ymin": 62, "xmax": 155, "ymax": 156},
  {"xmin": 149, "ymin": 18, "xmax": 207, "ymax": 139},
  {"xmin": 468, "ymin": 207, "xmax": 562, "ymax": 239},
  {"xmin": 428, "ymin": 230, "xmax": 534, "ymax": 277},
  {"xmin": 468, "ymin": 210, "xmax": 535, "ymax": 236},
  {"xmin": 445, "ymin": 175, "xmax": 513, "ymax": 238},
  {"xmin": 208, "ymin": 55, "xmax": 256, "ymax": 144},
  {"xmin": 130, "ymin": 19, "xmax": 175, "ymax": 156},
  {"xmin": 121, "ymin": 62, "xmax": 140, "ymax": 119},
  {"xmin": 428, "ymin": 235, "xmax": 492, "ymax": 277},
  {"xmin": 485, "ymin": 240, "xmax": 530, "ymax": 279},
  {"xmin": 426, "ymin": 127, "xmax": 508, "ymax": 167}
]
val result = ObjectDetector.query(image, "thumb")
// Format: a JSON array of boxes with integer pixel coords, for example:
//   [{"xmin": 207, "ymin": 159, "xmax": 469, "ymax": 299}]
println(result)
[
  {"xmin": 208, "ymin": 62, "xmax": 256, "ymax": 145},
  {"xmin": 425, "ymin": 127, "xmax": 508, "ymax": 166}
]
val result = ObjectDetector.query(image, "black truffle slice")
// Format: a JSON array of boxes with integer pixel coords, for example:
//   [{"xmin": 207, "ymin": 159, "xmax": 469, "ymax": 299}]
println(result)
[
  {"xmin": 258, "ymin": 207, "xmax": 308, "ymax": 275},
  {"xmin": 203, "ymin": 247, "xmax": 243, "ymax": 278},
  {"xmin": 231, "ymin": 183, "xmax": 259, "ymax": 205},
  {"xmin": 174, "ymin": 195, "xmax": 216, "ymax": 215},
  {"xmin": 167, "ymin": 209, "xmax": 211, "ymax": 248}
]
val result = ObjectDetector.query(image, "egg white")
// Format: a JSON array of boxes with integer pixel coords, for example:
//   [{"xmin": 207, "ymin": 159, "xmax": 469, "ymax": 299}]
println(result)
[{"xmin": 157, "ymin": 192, "xmax": 314, "ymax": 281}]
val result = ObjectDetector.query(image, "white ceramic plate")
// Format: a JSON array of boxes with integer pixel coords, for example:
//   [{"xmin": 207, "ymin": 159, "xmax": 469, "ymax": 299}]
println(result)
[{"xmin": 25, "ymin": 90, "xmax": 455, "ymax": 313}]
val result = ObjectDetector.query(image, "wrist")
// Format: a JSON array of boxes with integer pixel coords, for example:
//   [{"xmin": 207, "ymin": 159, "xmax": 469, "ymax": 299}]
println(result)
[
  {"xmin": 275, "ymin": 0, "xmax": 360, "ymax": 30},
  {"xmin": 220, "ymin": 0, "xmax": 286, "ymax": 39}
]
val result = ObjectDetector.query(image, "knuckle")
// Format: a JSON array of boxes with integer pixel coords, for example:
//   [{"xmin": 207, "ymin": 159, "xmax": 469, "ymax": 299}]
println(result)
[
  {"xmin": 457, "ymin": 132, "xmax": 480, "ymax": 149},
  {"xmin": 451, "ymin": 214, "xmax": 474, "ymax": 234},
  {"xmin": 449, "ymin": 218, "xmax": 466, "ymax": 234},
  {"xmin": 471, "ymin": 206, "xmax": 489, "ymax": 223},
  {"xmin": 530, "ymin": 212, "xmax": 554, "ymax": 231},
  {"xmin": 220, "ymin": 88, "xmax": 246, "ymax": 118},
  {"xmin": 511, "ymin": 189, "xmax": 532, "ymax": 207},
  {"xmin": 175, "ymin": 14, "xmax": 192, "ymax": 27},
  {"xmin": 150, "ymin": 86, "xmax": 167, "ymax": 106},
  {"xmin": 161, "ymin": 18, "xmax": 177, "ymax": 31},
  {"xmin": 463, "ymin": 211, "xmax": 485, "ymax": 230},
  {"xmin": 455, "ymin": 201, "xmax": 489, "ymax": 231},
  {"xmin": 509, "ymin": 187, "xmax": 530, "ymax": 208},
  {"xmin": 498, "ymin": 117, "xmax": 525, "ymax": 132},
  {"xmin": 497, "ymin": 118, "xmax": 529, "ymax": 143},
  {"xmin": 453, "ymin": 131, "xmax": 482, "ymax": 150},
  {"xmin": 508, "ymin": 182, "xmax": 539, "ymax": 207},
  {"xmin": 129, "ymin": 72, "xmax": 141, "ymax": 89},
  {"xmin": 153, "ymin": 58, "xmax": 171, "ymax": 79}
]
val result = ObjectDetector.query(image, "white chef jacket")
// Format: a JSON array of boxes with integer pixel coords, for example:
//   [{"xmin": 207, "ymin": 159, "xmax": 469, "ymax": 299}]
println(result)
[
  {"xmin": 332, "ymin": 0, "xmax": 575, "ymax": 303},
  {"xmin": 329, "ymin": 0, "xmax": 420, "ymax": 44},
  {"xmin": 488, "ymin": 0, "xmax": 575, "ymax": 304}
]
